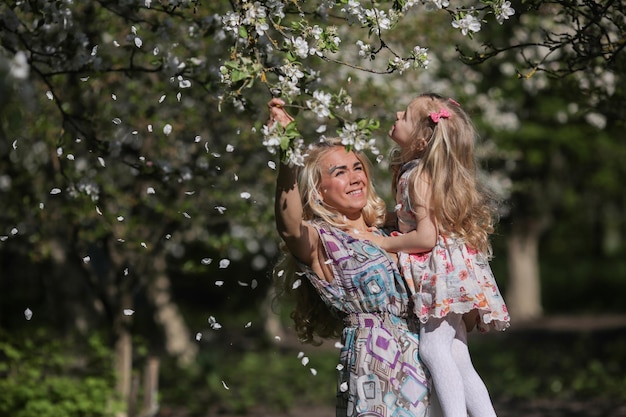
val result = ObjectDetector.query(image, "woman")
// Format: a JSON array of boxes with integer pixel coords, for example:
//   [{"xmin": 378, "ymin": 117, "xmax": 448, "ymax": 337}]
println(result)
[{"xmin": 268, "ymin": 98, "xmax": 433, "ymax": 417}]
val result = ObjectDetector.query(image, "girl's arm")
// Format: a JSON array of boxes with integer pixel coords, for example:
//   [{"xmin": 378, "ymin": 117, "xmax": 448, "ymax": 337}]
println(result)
[
  {"xmin": 370, "ymin": 173, "xmax": 438, "ymax": 253},
  {"xmin": 373, "ymin": 218, "xmax": 437, "ymax": 253}
]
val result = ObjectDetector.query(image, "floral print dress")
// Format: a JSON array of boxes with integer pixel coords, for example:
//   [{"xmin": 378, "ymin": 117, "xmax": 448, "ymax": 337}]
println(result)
[
  {"xmin": 298, "ymin": 222, "xmax": 432, "ymax": 417},
  {"xmin": 396, "ymin": 160, "xmax": 510, "ymax": 332}
]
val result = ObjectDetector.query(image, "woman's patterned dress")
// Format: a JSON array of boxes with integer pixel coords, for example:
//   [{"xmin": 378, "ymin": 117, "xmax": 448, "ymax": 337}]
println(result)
[{"xmin": 299, "ymin": 223, "xmax": 431, "ymax": 417}]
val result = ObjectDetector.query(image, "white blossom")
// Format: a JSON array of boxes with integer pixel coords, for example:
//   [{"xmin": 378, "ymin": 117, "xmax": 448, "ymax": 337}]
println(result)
[
  {"xmin": 494, "ymin": 1, "xmax": 515, "ymax": 24},
  {"xmin": 452, "ymin": 13, "xmax": 482, "ymax": 36}
]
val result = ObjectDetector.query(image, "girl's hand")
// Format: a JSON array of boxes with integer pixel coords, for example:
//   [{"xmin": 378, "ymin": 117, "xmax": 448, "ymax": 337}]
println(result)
[{"xmin": 267, "ymin": 98, "xmax": 294, "ymax": 128}]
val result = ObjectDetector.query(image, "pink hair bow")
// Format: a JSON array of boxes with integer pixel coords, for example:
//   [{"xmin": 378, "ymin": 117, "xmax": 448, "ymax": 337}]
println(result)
[{"xmin": 429, "ymin": 108, "xmax": 451, "ymax": 123}]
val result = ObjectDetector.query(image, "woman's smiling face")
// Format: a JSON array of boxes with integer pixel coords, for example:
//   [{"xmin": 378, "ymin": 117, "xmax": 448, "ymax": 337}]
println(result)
[{"xmin": 318, "ymin": 147, "xmax": 368, "ymax": 218}]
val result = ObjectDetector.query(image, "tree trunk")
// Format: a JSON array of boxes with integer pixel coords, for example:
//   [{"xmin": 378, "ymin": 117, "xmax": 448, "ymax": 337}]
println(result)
[
  {"xmin": 147, "ymin": 256, "xmax": 198, "ymax": 366},
  {"xmin": 114, "ymin": 292, "xmax": 133, "ymax": 417},
  {"xmin": 140, "ymin": 356, "xmax": 160, "ymax": 417},
  {"xmin": 505, "ymin": 222, "xmax": 543, "ymax": 322}
]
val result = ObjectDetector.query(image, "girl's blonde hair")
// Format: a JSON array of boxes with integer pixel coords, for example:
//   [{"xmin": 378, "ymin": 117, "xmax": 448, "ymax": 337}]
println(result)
[
  {"xmin": 391, "ymin": 93, "xmax": 498, "ymax": 255},
  {"xmin": 273, "ymin": 138, "xmax": 387, "ymax": 344}
]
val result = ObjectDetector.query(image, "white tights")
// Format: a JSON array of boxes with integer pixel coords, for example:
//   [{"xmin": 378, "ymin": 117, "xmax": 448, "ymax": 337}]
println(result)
[{"xmin": 420, "ymin": 313, "xmax": 497, "ymax": 417}]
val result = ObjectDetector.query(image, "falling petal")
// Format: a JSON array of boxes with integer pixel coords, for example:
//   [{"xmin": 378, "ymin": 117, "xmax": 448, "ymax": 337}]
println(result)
[
  {"xmin": 159, "ymin": 95, "xmax": 166, "ymax": 103},
  {"xmin": 301, "ymin": 357, "xmax": 309, "ymax": 366},
  {"xmin": 50, "ymin": 188, "xmax": 62, "ymax": 195},
  {"xmin": 46, "ymin": 91, "xmax": 53, "ymax": 100},
  {"xmin": 251, "ymin": 279, "xmax": 258, "ymax": 289},
  {"xmin": 274, "ymin": 335, "xmax": 281, "ymax": 342},
  {"xmin": 148, "ymin": 124, "xmax": 153, "ymax": 132},
  {"xmin": 117, "ymin": 216, "xmax": 124, "ymax": 221},
  {"xmin": 96, "ymin": 206, "xmax": 102, "ymax": 215},
  {"xmin": 124, "ymin": 268, "xmax": 129, "ymax": 276},
  {"xmin": 226, "ymin": 144, "xmax": 234, "ymax": 152},
  {"xmin": 176, "ymin": 92, "xmax": 181, "ymax": 101},
  {"xmin": 57, "ymin": 147, "xmax": 63, "ymax": 156},
  {"xmin": 334, "ymin": 341, "xmax": 344, "ymax": 349},
  {"xmin": 244, "ymin": 322, "xmax": 252, "ymax": 328},
  {"xmin": 12, "ymin": 140, "xmax": 17, "ymax": 149},
  {"xmin": 211, "ymin": 322, "xmax": 222, "ymax": 330},
  {"xmin": 184, "ymin": 191, "xmax": 196, "ymax": 195},
  {"xmin": 10, "ymin": 228, "xmax": 18, "ymax": 235},
  {"xmin": 98, "ymin": 157, "xmax": 106, "ymax": 167},
  {"xmin": 237, "ymin": 281, "xmax": 248, "ymax": 287},
  {"xmin": 112, "ymin": 94, "xmax": 117, "ymax": 100},
  {"xmin": 310, "ymin": 368, "xmax": 317, "ymax": 376},
  {"xmin": 215, "ymin": 206, "xmax": 226, "ymax": 214},
  {"xmin": 123, "ymin": 309, "xmax": 135, "ymax": 316},
  {"xmin": 134, "ymin": 37, "xmax": 143, "ymax": 48},
  {"xmin": 336, "ymin": 364, "xmax": 344, "ymax": 371},
  {"xmin": 277, "ymin": 269, "xmax": 285, "ymax": 277},
  {"xmin": 221, "ymin": 381, "xmax": 229, "ymax": 390},
  {"xmin": 24, "ymin": 308, "xmax": 33, "ymax": 320},
  {"xmin": 233, "ymin": 174, "xmax": 238, "ymax": 181},
  {"xmin": 201, "ymin": 258, "xmax": 212, "ymax": 265},
  {"xmin": 215, "ymin": 281, "xmax": 224, "ymax": 286},
  {"xmin": 163, "ymin": 124, "xmax": 172, "ymax": 136},
  {"xmin": 182, "ymin": 212, "xmax": 191, "ymax": 219},
  {"xmin": 340, "ymin": 382, "xmax": 348, "ymax": 392},
  {"xmin": 67, "ymin": 154, "xmax": 75, "ymax": 160},
  {"xmin": 195, "ymin": 332, "xmax": 202, "ymax": 341},
  {"xmin": 112, "ymin": 118, "xmax": 122, "ymax": 125},
  {"xmin": 83, "ymin": 256, "xmax": 91, "ymax": 263},
  {"xmin": 292, "ymin": 279, "xmax": 302, "ymax": 289},
  {"xmin": 218, "ymin": 259, "xmax": 230, "ymax": 268},
  {"xmin": 240, "ymin": 192, "xmax": 251, "ymax": 199},
  {"xmin": 147, "ymin": 187, "xmax": 155, "ymax": 194},
  {"xmin": 297, "ymin": 352, "xmax": 304, "ymax": 359},
  {"xmin": 141, "ymin": 242, "xmax": 147, "ymax": 248},
  {"xmin": 268, "ymin": 161, "xmax": 276, "ymax": 170}
]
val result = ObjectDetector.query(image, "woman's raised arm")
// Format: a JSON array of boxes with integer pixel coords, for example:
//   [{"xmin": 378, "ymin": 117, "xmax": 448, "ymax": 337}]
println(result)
[{"xmin": 268, "ymin": 99, "xmax": 317, "ymax": 266}]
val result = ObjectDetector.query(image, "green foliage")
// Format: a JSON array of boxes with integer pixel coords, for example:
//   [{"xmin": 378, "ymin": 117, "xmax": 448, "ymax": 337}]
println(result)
[
  {"xmin": 0, "ymin": 329, "xmax": 121, "ymax": 417},
  {"xmin": 472, "ymin": 329, "xmax": 626, "ymax": 401},
  {"xmin": 160, "ymin": 343, "xmax": 337, "ymax": 415},
  {"xmin": 208, "ymin": 350, "xmax": 335, "ymax": 413}
]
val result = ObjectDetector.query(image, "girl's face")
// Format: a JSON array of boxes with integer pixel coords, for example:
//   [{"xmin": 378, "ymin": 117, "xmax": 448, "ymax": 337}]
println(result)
[
  {"xmin": 317, "ymin": 148, "xmax": 368, "ymax": 218},
  {"xmin": 388, "ymin": 104, "xmax": 415, "ymax": 149}
]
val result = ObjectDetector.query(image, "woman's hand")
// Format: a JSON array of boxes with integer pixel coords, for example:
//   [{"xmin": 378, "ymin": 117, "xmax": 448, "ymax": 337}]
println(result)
[{"xmin": 267, "ymin": 98, "xmax": 294, "ymax": 128}]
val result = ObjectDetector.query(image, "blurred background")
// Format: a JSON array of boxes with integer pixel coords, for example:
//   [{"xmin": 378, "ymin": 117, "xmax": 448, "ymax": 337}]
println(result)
[{"xmin": 1, "ymin": 1, "xmax": 625, "ymax": 417}]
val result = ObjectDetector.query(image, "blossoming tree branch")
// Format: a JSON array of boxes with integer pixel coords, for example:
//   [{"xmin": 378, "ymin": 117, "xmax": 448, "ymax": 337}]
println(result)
[{"xmin": 216, "ymin": 0, "xmax": 515, "ymax": 166}]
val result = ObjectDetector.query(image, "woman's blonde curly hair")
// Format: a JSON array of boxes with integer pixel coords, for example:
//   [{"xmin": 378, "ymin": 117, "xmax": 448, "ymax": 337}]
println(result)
[{"xmin": 273, "ymin": 138, "xmax": 387, "ymax": 344}]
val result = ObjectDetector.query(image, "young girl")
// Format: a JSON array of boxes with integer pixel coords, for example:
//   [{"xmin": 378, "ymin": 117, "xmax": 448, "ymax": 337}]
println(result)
[{"xmin": 370, "ymin": 92, "xmax": 510, "ymax": 417}]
